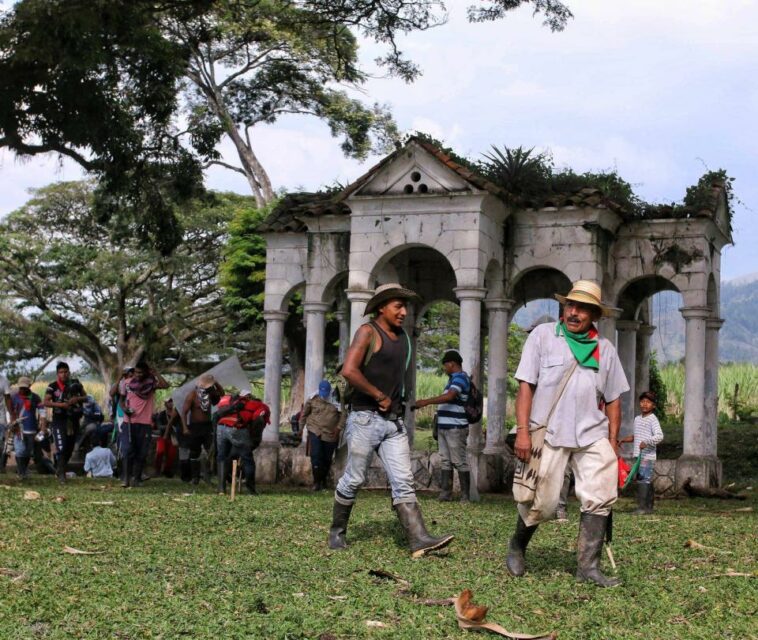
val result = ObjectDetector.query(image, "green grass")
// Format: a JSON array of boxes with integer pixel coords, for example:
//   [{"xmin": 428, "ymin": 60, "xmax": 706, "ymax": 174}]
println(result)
[{"xmin": 0, "ymin": 477, "xmax": 755, "ymax": 640}]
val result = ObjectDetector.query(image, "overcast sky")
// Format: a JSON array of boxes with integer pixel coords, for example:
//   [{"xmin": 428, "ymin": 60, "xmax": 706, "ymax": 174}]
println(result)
[{"xmin": 1, "ymin": 0, "xmax": 755, "ymax": 280}]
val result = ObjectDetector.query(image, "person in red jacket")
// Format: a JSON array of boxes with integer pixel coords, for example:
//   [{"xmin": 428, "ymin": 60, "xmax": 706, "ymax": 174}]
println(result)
[{"xmin": 216, "ymin": 393, "xmax": 270, "ymax": 495}]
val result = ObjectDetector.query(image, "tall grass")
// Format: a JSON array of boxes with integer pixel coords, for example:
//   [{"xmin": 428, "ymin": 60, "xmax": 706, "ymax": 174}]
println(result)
[{"xmin": 661, "ymin": 362, "xmax": 758, "ymax": 419}]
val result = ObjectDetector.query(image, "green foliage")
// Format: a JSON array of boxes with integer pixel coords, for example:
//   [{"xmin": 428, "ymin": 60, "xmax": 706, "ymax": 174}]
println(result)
[
  {"xmin": 219, "ymin": 200, "xmax": 271, "ymax": 328},
  {"xmin": 481, "ymin": 145, "xmax": 552, "ymax": 200},
  {"xmin": 647, "ymin": 350, "xmax": 668, "ymax": 419},
  {"xmin": 0, "ymin": 181, "xmax": 241, "ymax": 383}
]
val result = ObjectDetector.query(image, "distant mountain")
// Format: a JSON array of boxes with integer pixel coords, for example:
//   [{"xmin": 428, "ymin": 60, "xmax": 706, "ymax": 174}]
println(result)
[{"xmin": 511, "ymin": 277, "xmax": 758, "ymax": 364}]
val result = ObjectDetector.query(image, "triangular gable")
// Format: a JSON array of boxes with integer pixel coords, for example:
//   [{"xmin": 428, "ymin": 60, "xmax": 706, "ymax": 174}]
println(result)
[{"xmin": 341, "ymin": 138, "xmax": 501, "ymax": 200}]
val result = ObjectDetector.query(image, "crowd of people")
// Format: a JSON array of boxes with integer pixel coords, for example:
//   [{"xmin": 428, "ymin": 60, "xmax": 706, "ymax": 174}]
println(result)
[{"xmin": 1, "ymin": 279, "xmax": 664, "ymax": 584}]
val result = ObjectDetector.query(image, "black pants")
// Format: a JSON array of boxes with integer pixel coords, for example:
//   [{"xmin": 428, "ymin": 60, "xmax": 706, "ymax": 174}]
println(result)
[
  {"xmin": 187, "ymin": 422, "xmax": 213, "ymax": 460},
  {"xmin": 308, "ymin": 432, "xmax": 338, "ymax": 479},
  {"xmin": 52, "ymin": 417, "xmax": 80, "ymax": 475},
  {"xmin": 119, "ymin": 422, "xmax": 151, "ymax": 481}
]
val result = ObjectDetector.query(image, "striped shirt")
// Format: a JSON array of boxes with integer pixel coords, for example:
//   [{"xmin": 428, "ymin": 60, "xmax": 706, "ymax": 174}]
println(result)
[
  {"xmin": 633, "ymin": 413, "xmax": 664, "ymax": 460},
  {"xmin": 437, "ymin": 372, "xmax": 470, "ymax": 429}
]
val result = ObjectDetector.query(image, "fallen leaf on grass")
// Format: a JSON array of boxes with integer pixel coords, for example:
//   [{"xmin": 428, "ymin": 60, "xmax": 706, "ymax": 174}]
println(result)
[
  {"xmin": 23, "ymin": 490, "xmax": 41, "ymax": 500},
  {"xmin": 1, "ymin": 484, "xmax": 12, "ymax": 489},
  {"xmin": 53, "ymin": 496, "xmax": 66, "ymax": 503},
  {"xmin": 327, "ymin": 595, "xmax": 347, "ymax": 601},
  {"xmin": 292, "ymin": 592, "xmax": 305, "ymax": 598},
  {"xmin": 63, "ymin": 546, "xmax": 104, "ymax": 555},
  {"xmin": 368, "ymin": 569, "xmax": 411, "ymax": 590},
  {"xmin": 706, "ymin": 571, "xmax": 755, "ymax": 578},
  {"xmin": 684, "ymin": 539, "xmax": 732, "ymax": 554},
  {"xmin": 0, "ymin": 567, "xmax": 27, "ymax": 582},
  {"xmin": 87, "ymin": 501, "xmax": 115, "ymax": 505},
  {"xmin": 365, "ymin": 621, "xmax": 387, "ymax": 628},
  {"xmin": 733, "ymin": 507, "xmax": 753, "ymax": 512},
  {"xmin": 172, "ymin": 498, "xmax": 187, "ymax": 502},
  {"xmin": 453, "ymin": 590, "xmax": 556, "ymax": 639}
]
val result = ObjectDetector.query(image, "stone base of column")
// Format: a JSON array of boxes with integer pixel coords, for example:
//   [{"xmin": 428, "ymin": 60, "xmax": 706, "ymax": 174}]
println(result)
[
  {"xmin": 478, "ymin": 451, "xmax": 505, "ymax": 493},
  {"xmin": 253, "ymin": 442, "xmax": 280, "ymax": 484},
  {"xmin": 675, "ymin": 455, "xmax": 722, "ymax": 490}
]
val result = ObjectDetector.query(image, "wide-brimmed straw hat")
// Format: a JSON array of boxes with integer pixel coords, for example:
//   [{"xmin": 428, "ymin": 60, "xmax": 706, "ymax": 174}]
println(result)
[
  {"xmin": 364, "ymin": 283, "xmax": 419, "ymax": 315},
  {"xmin": 17, "ymin": 376, "xmax": 32, "ymax": 388},
  {"xmin": 197, "ymin": 373, "xmax": 217, "ymax": 390},
  {"xmin": 554, "ymin": 280, "xmax": 611, "ymax": 316}
]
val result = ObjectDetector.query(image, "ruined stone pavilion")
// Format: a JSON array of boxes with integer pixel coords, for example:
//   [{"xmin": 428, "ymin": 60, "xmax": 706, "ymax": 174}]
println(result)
[{"xmin": 256, "ymin": 137, "xmax": 732, "ymax": 493}]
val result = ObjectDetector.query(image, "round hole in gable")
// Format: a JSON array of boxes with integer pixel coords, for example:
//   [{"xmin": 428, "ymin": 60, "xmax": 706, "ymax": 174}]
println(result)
[
  {"xmin": 410, "ymin": 171, "xmax": 422, "ymax": 182},
  {"xmin": 403, "ymin": 184, "xmax": 414, "ymax": 194},
  {"xmin": 418, "ymin": 183, "xmax": 429, "ymax": 193}
]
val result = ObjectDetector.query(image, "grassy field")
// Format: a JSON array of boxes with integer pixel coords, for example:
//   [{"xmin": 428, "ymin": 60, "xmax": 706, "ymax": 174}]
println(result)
[{"xmin": 1, "ymin": 424, "xmax": 756, "ymax": 640}]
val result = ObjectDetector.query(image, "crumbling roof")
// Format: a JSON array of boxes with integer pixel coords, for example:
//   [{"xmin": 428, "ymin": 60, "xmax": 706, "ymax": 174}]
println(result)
[
  {"xmin": 256, "ymin": 192, "xmax": 349, "ymax": 233},
  {"xmin": 520, "ymin": 187, "xmax": 628, "ymax": 215},
  {"xmin": 339, "ymin": 136, "xmax": 504, "ymax": 200}
]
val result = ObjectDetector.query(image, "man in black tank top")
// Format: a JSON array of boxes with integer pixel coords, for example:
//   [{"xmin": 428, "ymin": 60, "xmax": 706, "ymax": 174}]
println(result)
[{"xmin": 328, "ymin": 283, "xmax": 454, "ymax": 558}]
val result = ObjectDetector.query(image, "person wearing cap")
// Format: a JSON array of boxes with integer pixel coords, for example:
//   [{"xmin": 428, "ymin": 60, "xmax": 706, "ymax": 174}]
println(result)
[
  {"xmin": 179, "ymin": 372, "xmax": 224, "ymax": 485},
  {"xmin": 330, "ymin": 283, "xmax": 454, "ymax": 557},
  {"xmin": 413, "ymin": 349, "xmax": 472, "ymax": 502},
  {"xmin": 10, "ymin": 377, "xmax": 50, "ymax": 478},
  {"xmin": 620, "ymin": 391, "xmax": 663, "ymax": 515},
  {"xmin": 44, "ymin": 361, "xmax": 87, "ymax": 483},
  {"xmin": 506, "ymin": 280, "xmax": 629, "ymax": 587},
  {"xmin": 300, "ymin": 379, "xmax": 346, "ymax": 491},
  {"xmin": 0, "ymin": 371, "xmax": 15, "ymax": 473},
  {"xmin": 119, "ymin": 360, "xmax": 169, "ymax": 487}
]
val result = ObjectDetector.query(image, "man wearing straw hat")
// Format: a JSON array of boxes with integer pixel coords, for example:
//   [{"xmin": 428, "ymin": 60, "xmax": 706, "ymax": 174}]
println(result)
[
  {"xmin": 506, "ymin": 280, "xmax": 629, "ymax": 587},
  {"xmin": 329, "ymin": 283, "xmax": 454, "ymax": 557}
]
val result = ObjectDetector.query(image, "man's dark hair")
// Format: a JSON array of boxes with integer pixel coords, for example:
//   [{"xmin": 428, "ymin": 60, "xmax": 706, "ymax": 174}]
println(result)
[
  {"xmin": 56, "ymin": 361, "xmax": 69, "ymax": 372},
  {"xmin": 441, "ymin": 350, "xmax": 463, "ymax": 365}
]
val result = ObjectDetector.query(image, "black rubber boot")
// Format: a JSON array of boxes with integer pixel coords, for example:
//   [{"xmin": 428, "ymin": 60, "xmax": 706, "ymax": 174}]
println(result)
[
  {"xmin": 458, "ymin": 471, "xmax": 471, "ymax": 503},
  {"xmin": 180, "ymin": 459, "xmax": 191, "ymax": 483},
  {"xmin": 394, "ymin": 502, "xmax": 455, "ymax": 558},
  {"xmin": 576, "ymin": 512, "xmax": 621, "ymax": 587},
  {"xmin": 328, "ymin": 500, "xmax": 353, "ymax": 550},
  {"xmin": 120, "ymin": 459, "xmax": 130, "ymax": 488},
  {"xmin": 244, "ymin": 458, "xmax": 257, "ymax": 494},
  {"xmin": 505, "ymin": 515, "xmax": 538, "ymax": 577},
  {"xmin": 131, "ymin": 460, "xmax": 144, "ymax": 487},
  {"xmin": 190, "ymin": 459, "xmax": 201, "ymax": 485},
  {"xmin": 438, "ymin": 469, "xmax": 453, "ymax": 502},
  {"xmin": 56, "ymin": 456, "xmax": 67, "ymax": 484},
  {"xmin": 0, "ymin": 451, "xmax": 8, "ymax": 473},
  {"xmin": 311, "ymin": 465, "xmax": 322, "ymax": 491},
  {"xmin": 16, "ymin": 456, "xmax": 30, "ymax": 479},
  {"xmin": 217, "ymin": 460, "xmax": 227, "ymax": 494},
  {"xmin": 633, "ymin": 483, "xmax": 653, "ymax": 515}
]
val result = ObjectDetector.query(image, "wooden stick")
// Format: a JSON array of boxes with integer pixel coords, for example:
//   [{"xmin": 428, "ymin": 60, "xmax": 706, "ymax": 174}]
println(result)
[
  {"xmin": 230, "ymin": 459, "xmax": 238, "ymax": 501},
  {"xmin": 605, "ymin": 543, "xmax": 617, "ymax": 570}
]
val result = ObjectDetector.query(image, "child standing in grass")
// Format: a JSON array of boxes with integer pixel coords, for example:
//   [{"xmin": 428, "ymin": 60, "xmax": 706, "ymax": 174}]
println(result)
[{"xmin": 621, "ymin": 391, "xmax": 664, "ymax": 515}]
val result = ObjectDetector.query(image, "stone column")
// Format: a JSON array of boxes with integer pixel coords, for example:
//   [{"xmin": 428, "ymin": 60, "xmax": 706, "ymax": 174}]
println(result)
[
  {"xmin": 676, "ymin": 306, "xmax": 720, "ymax": 488},
  {"xmin": 347, "ymin": 288, "xmax": 373, "ymax": 339},
  {"xmin": 635, "ymin": 323, "xmax": 656, "ymax": 399},
  {"xmin": 703, "ymin": 318, "xmax": 724, "ymax": 457},
  {"xmin": 262, "ymin": 310, "xmax": 288, "ymax": 443},
  {"xmin": 483, "ymin": 298, "xmax": 513, "ymax": 455},
  {"xmin": 259, "ymin": 310, "xmax": 288, "ymax": 484},
  {"xmin": 335, "ymin": 298, "xmax": 350, "ymax": 364},
  {"xmin": 598, "ymin": 307, "xmax": 621, "ymax": 345},
  {"xmin": 454, "ymin": 286, "xmax": 487, "ymax": 501},
  {"xmin": 303, "ymin": 302, "xmax": 330, "ymax": 400},
  {"xmin": 616, "ymin": 320, "xmax": 640, "ymax": 448}
]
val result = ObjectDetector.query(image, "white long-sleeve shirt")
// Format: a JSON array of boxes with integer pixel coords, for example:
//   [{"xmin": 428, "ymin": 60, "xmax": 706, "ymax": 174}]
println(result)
[{"xmin": 633, "ymin": 413, "xmax": 664, "ymax": 460}]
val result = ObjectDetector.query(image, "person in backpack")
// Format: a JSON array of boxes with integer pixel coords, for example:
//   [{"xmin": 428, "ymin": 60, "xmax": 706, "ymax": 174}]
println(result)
[
  {"xmin": 300, "ymin": 379, "xmax": 345, "ymax": 491},
  {"xmin": 329, "ymin": 283, "xmax": 454, "ymax": 558},
  {"xmin": 215, "ymin": 392, "xmax": 270, "ymax": 495},
  {"xmin": 10, "ymin": 377, "xmax": 52, "ymax": 478},
  {"xmin": 506, "ymin": 280, "xmax": 628, "ymax": 588},
  {"xmin": 413, "ymin": 349, "xmax": 473, "ymax": 502}
]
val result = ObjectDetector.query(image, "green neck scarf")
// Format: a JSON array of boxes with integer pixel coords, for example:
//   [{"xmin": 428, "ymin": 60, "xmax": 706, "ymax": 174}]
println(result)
[{"xmin": 557, "ymin": 321, "xmax": 600, "ymax": 371}]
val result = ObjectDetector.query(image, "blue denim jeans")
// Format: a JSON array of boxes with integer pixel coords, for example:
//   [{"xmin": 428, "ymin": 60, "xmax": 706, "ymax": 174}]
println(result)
[
  {"xmin": 637, "ymin": 458, "xmax": 655, "ymax": 484},
  {"xmin": 335, "ymin": 410, "xmax": 416, "ymax": 506},
  {"xmin": 216, "ymin": 424, "xmax": 258, "ymax": 481}
]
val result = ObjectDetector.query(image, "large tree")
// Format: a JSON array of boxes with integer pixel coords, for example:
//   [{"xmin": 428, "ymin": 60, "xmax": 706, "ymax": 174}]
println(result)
[
  {"xmin": 0, "ymin": 181, "xmax": 252, "ymax": 384},
  {"xmin": 0, "ymin": 0, "xmax": 573, "ymax": 222}
]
